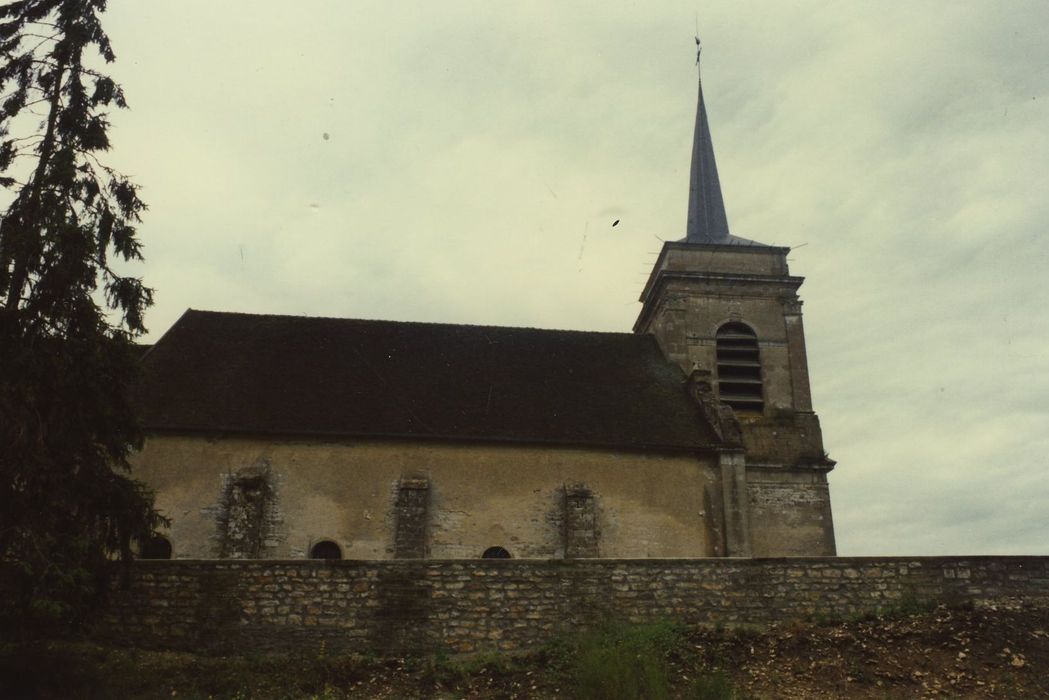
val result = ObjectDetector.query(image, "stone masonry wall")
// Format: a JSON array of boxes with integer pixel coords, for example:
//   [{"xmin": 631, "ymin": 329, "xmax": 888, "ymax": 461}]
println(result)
[
  {"xmin": 563, "ymin": 483, "xmax": 599, "ymax": 558},
  {"xmin": 134, "ymin": 435, "xmax": 721, "ymax": 559},
  {"xmin": 393, "ymin": 476, "xmax": 430, "ymax": 559},
  {"xmin": 94, "ymin": 557, "xmax": 1049, "ymax": 655}
]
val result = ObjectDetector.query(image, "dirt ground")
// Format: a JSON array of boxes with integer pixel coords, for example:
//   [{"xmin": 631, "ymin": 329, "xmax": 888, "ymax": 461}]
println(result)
[
  {"xmin": 3, "ymin": 602, "xmax": 1047, "ymax": 698},
  {"xmin": 418, "ymin": 602, "xmax": 1049, "ymax": 699},
  {"xmin": 680, "ymin": 602, "xmax": 1049, "ymax": 699}
]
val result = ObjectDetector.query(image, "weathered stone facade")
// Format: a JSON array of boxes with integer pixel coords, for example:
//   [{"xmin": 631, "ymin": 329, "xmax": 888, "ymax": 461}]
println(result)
[
  {"xmin": 97, "ymin": 556, "xmax": 1049, "ymax": 655},
  {"xmin": 215, "ymin": 462, "xmax": 283, "ymax": 559},
  {"xmin": 563, "ymin": 483, "xmax": 600, "ymax": 558},
  {"xmin": 635, "ymin": 242, "xmax": 837, "ymax": 556},
  {"xmin": 133, "ymin": 435, "xmax": 728, "ymax": 560}
]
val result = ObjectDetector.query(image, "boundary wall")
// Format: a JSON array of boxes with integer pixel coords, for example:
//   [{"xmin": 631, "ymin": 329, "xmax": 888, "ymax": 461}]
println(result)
[{"xmin": 96, "ymin": 556, "xmax": 1049, "ymax": 654}]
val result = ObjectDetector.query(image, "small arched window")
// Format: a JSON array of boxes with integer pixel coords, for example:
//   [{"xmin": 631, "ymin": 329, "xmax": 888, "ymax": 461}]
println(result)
[
  {"xmin": 309, "ymin": 540, "xmax": 343, "ymax": 560},
  {"xmin": 481, "ymin": 546, "xmax": 512, "ymax": 559},
  {"xmin": 715, "ymin": 322, "xmax": 764, "ymax": 411},
  {"xmin": 140, "ymin": 534, "xmax": 173, "ymax": 560}
]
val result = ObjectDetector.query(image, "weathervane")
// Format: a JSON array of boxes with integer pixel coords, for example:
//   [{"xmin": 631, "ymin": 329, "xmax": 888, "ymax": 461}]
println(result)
[{"xmin": 695, "ymin": 35, "xmax": 702, "ymax": 65}]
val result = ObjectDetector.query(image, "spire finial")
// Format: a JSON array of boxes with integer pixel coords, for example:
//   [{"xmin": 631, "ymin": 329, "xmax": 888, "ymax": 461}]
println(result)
[{"xmin": 685, "ymin": 35, "xmax": 730, "ymax": 243}]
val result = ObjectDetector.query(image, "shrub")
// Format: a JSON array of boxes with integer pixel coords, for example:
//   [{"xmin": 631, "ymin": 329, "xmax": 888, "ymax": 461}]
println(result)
[{"xmin": 565, "ymin": 620, "xmax": 683, "ymax": 700}]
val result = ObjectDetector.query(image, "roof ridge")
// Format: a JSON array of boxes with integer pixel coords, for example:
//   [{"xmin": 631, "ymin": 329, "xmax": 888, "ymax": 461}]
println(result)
[{"xmin": 181, "ymin": 308, "xmax": 641, "ymax": 338}]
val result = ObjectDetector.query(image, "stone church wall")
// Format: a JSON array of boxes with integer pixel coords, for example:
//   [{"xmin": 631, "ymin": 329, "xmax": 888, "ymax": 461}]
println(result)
[
  {"xmin": 133, "ymin": 435, "xmax": 724, "ymax": 560},
  {"xmin": 747, "ymin": 469, "xmax": 835, "ymax": 556},
  {"xmin": 95, "ymin": 556, "xmax": 1049, "ymax": 655}
]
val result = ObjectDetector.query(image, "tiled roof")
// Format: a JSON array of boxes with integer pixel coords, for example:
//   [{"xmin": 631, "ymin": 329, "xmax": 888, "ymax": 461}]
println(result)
[{"xmin": 135, "ymin": 310, "xmax": 722, "ymax": 451}]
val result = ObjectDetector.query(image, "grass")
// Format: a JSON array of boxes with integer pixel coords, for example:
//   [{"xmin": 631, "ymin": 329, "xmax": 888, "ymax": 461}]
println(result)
[
  {"xmin": 0, "ymin": 622, "xmax": 751, "ymax": 699},
  {"xmin": 548, "ymin": 619, "xmax": 742, "ymax": 700}
]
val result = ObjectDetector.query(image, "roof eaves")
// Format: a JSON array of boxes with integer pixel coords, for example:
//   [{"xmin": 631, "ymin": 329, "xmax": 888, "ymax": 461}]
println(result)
[{"xmin": 141, "ymin": 424, "xmax": 725, "ymax": 455}]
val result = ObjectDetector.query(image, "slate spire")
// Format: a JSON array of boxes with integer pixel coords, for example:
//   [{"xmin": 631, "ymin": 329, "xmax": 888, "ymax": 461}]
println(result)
[{"xmin": 685, "ymin": 38, "xmax": 730, "ymax": 243}]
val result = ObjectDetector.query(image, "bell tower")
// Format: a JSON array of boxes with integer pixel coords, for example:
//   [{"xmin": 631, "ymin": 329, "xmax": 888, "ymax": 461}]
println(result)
[{"xmin": 636, "ymin": 40, "xmax": 836, "ymax": 556}]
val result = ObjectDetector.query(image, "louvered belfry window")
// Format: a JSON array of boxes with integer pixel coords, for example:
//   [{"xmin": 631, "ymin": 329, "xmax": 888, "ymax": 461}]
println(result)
[{"xmin": 715, "ymin": 322, "xmax": 764, "ymax": 411}]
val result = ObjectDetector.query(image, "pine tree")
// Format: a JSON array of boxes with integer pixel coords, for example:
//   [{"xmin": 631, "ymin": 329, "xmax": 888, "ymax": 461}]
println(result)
[{"xmin": 0, "ymin": 0, "xmax": 165, "ymax": 629}]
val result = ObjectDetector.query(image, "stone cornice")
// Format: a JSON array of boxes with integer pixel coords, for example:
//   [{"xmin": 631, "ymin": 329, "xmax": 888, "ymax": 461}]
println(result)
[{"xmin": 634, "ymin": 271, "xmax": 805, "ymax": 332}]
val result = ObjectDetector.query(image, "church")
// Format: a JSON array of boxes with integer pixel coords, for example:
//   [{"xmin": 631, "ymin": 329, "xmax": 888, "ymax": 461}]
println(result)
[{"xmin": 131, "ymin": 55, "xmax": 836, "ymax": 561}]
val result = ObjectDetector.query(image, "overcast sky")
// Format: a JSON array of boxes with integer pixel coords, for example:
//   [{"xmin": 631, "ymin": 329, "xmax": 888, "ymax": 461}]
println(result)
[{"xmin": 90, "ymin": 2, "xmax": 1048, "ymax": 556}]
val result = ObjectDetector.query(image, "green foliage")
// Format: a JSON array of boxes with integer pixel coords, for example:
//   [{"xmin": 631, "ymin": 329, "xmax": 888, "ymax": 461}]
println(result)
[
  {"xmin": 557, "ymin": 619, "xmax": 685, "ymax": 700},
  {"xmin": 687, "ymin": 670, "xmax": 741, "ymax": 700},
  {"xmin": 0, "ymin": 0, "xmax": 164, "ymax": 631}
]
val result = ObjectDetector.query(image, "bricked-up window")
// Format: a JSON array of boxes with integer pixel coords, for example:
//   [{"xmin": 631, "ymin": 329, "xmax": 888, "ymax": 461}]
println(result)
[
  {"xmin": 394, "ymin": 477, "xmax": 430, "ymax": 559},
  {"xmin": 481, "ymin": 546, "xmax": 512, "ymax": 559},
  {"xmin": 219, "ymin": 474, "xmax": 274, "ymax": 559},
  {"xmin": 140, "ymin": 534, "xmax": 172, "ymax": 559},
  {"xmin": 715, "ymin": 322, "xmax": 764, "ymax": 411},
  {"xmin": 563, "ymin": 484, "xmax": 599, "ymax": 558},
  {"xmin": 309, "ymin": 540, "xmax": 342, "ymax": 560}
]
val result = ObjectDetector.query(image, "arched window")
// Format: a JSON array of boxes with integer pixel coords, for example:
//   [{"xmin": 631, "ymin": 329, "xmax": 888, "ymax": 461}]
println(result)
[
  {"xmin": 715, "ymin": 322, "xmax": 764, "ymax": 411},
  {"xmin": 481, "ymin": 546, "xmax": 512, "ymax": 559},
  {"xmin": 309, "ymin": 540, "xmax": 343, "ymax": 560},
  {"xmin": 140, "ymin": 534, "xmax": 172, "ymax": 559}
]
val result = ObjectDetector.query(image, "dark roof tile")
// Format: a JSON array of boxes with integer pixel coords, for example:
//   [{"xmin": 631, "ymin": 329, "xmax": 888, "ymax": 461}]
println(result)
[{"xmin": 135, "ymin": 310, "xmax": 722, "ymax": 451}]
